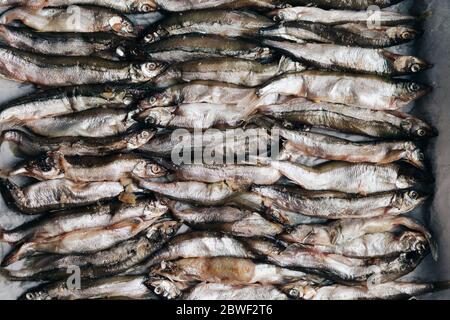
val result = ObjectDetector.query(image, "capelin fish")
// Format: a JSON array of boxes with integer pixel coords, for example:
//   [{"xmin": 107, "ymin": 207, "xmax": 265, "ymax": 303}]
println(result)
[
  {"xmin": 0, "ymin": 84, "xmax": 150, "ymax": 125},
  {"xmin": 142, "ymin": 10, "xmax": 274, "ymax": 44},
  {"xmin": 139, "ymin": 81, "xmax": 263, "ymax": 108},
  {"xmin": 9, "ymin": 152, "xmax": 167, "ymax": 182},
  {"xmin": 262, "ymin": 39, "xmax": 430, "ymax": 76},
  {"xmin": 282, "ymin": 280, "xmax": 450, "ymax": 300},
  {"xmin": 277, "ymin": 128, "xmax": 426, "ymax": 169},
  {"xmin": 0, "ymin": 6, "xmax": 137, "ymax": 37},
  {"xmin": 0, "ymin": 0, "xmax": 159, "ymax": 13},
  {"xmin": 168, "ymin": 203, "xmax": 283, "ymax": 237},
  {"xmin": 251, "ymin": 185, "xmax": 428, "ymax": 219},
  {"xmin": 139, "ymin": 0, "xmax": 289, "ymax": 12},
  {"xmin": 259, "ymin": 160, "xmax": 428, "ymax": 195},
  {"xmin": 2, "ymin": 217, "xmax": 158, "ymax": 266},
  {"xmin": 130, "ymin": 34, "xmax": 275, "ymax": 63},
  {"xmin": 257, "ymin": 97, "xmax": 437, "ymax": 139},
  {"xmin": 136, "ymin": 103, "xmax": 260, "ymax": 130},
  {"xmin": 172, "ymin": 163, "xmax": 282, "ymax": 185},
  {"xmin": 269, "ymin": 6, "xmax": 417, "ymax": 25},
  {"xmin": 132, "ymin": 178, "xmax": 244, "ymax": 206},
  {"xmin": 247, "ymin": 239, "xmax": 428, "ymax": 283},
  {"xmin": 260, "ymin": 22, "xmax": 421, "ymax": 48},
  {"xmin": 151, "ymin": 56, "xmax": 305, "ymax": 88},
  {"xmin": 147, "ymin": 279, "xmax": 288, "ymax": 300},
  {"xmin": 0, "ymin": 127, "xmax": 155, "ymax": 157},
  {"xmin": 278, "ymin": 0, "xmax": 403, "ymax": 10},
  {"xmin": 0, "ymin": 25, "xmax": 131, "ymax": 60},
  {"xmin": 257, "ymin": 71, "xmax": 431, "ymax": 110},
  {"xmin": 0, "ymin": 178, "xmax": 131, "ymax": 214},
  {"xmin": 150, "ymin": 257, "xmax": 322, "ymax": 285},
  {"xmin": 0, "ymin": 46, "xmax": 166, "ymax": 86},
  {"xmin": 280, "ymin": 216, "xmax": 434, "ymax": 259},
  {"xmin": 22, "ymin": 276, "xmax": 153, "ymax": 300},
  {"xmin": 0, "ymin": 198, "xmax": 168, "ymax": 244},
  {"xmin": 6, "ymin": 219, "xmax": 181, "ymax": 281}
]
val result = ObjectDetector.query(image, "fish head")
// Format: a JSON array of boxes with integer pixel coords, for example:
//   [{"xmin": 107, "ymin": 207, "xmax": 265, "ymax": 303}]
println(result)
[
  {"xmin": 280, "ymin": 280, "xmax": 320, "ymax": 300},
  {"xmin": 109, "ymin": 16, "xmax": 136, "ymax": 37},
  {"xmin": 387, "ymin": 26, "xmax": 422, "ymax": 43},
  {"xmin": 135, "ymin": 107, "xmax": 176, "ymax": 127},
  {"xmin": 145, "ymin": 277, "xmax": 183, "ymax": 300},
  {"xmin": 393, "ymin": 55, "xmax": 432, "ymax": 74},
  {"xmin": 22, "ymin": 290, "xmax": 52, "ymax": 301},
  {"xmin": 403, "ymin": 142, "xmax": 426, "ymax": 169},
  {"xmin": 128, "ymin": 0, "xmax": 158, "ymax": 12},
  {"xmin": 397, "ymin": 164, "xmax": 432, "ymax": 189},
  {"xmin": 394, "ymin": 189, "xmax": 429, "ymax": 214},
  {"xmin": 11, "ymin": 152, "xmax": 65, "ymax": 180},
  {"xmin": 399, "ymin": 231, "xmax": 429, "ymax": 255},
  {"xmin": 145, "ymin": 219, "xmax": 181, "ymax": 242},
  {"xmin": 126, "ymin": 129, "xmax": 155, "ymax": 149},
  {"xmin": 133, "ymin": 161, "xmax": 167, "ymax": 179},
  {"xmin": 395, "ymin": 81, "xmax": 431, "ymax": 105},
  {"xmin": 133, "ymin": 61, "xmax": 167, "ymax": 82},
  {"xmin": 140, "ymin": 92, "xmax": 173, "ymax": 109},
  {"xmin": 143, "ymin": 27, "xmax": 170, "ymax": 44},
  {"xmin": 399, "ymin": 116, "xmax": 437, "ymax": 139}
]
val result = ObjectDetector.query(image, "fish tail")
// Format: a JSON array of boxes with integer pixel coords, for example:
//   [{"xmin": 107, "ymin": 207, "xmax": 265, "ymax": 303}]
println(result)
[
  {"xmin": 1, "ymin": 243, "xmax": 31, "ymax": 267},
  {"xmin": 431, "ymin": 281, "xmax": 450, "ymax": 293}
]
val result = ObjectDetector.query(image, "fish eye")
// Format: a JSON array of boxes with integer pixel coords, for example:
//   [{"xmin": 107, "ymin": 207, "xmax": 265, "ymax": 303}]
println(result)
[
  {"xmin": 146, "ymin": 116, "xmax": 157, "ymax": 125},
  {"xmin": 123, "ymin": 94, "xmax": 134, "ymax": 105},
  {"xmin": 408, "ymin": 82, "xmax": 421, "ymax": 92},
  {"xmin": 144, "ymin": 33, "xmax": 154, "ymax": 43},
  {"xmin": 147, "ymin": 62, "xmax": 157, "ymax": 70},
  {"xmin": 410, "ymin": 64, "xmax": 421, "ymax": 73},
  {"xmin": 402, "ymin": 31, "xmax": 413, "ymax": 39},
  {"xmin": 140, "ymin": 4, "xmax": 153, "ymax": 12},
  {"xmin": 154, "ymin": 286, "xmax": 163, "ymax": 295},
  {"xmin": 166, "ymin": 227, "xmax": 174, "ymax": 235},
  {"xmin": 289, "ymin": 289, "xmax": 300, "ymax": 297},
  {"xmin": 416, "ymin": 128, "xmax": 426, "ymax": 137},
  {"xmin": 418, "ymin": 152, "xmax": 425, "ymax": 160},
  {"xmin": 409, "ymin": 190, "xmax": 419, "ymax": 199},
  {"xmin": 149, "ymin": 96, "xmax": 157, "ymax": 104},
  {"xmin": 150, "ymin": 164, "xmax": 164, "ymax": 174}
]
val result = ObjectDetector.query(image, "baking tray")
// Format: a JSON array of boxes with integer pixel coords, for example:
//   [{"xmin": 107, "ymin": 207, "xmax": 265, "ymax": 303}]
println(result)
[{"xmin": 0, "ymin": 0, "xmax": 449, "ymax": 300}]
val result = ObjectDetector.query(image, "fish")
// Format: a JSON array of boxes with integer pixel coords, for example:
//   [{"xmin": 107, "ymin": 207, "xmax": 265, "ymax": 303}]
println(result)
[
  {"xmin": 22, "ymin": 276, "xmax": 153, "ymax": 300},
  {"xmin": 250, "ymin": 185, "xmax": 428, "ymax": 219},
  {"xmin": 247, "ymin": 238, "xmax": 428, "ymax": 283},
  {"xmin": 0, "ymin": 25, "xmax": 131, "ymax": 60},
  {"xmin": 150, "ymin": 257, "xmax": 323, "ymax": 285},
  {"xmin": 138, "ymin": 0, "xmax": 290, "ymax": 12},
  {"xmin": 257, "ymin": 71, "xmax": 431, "ymax": 110},
  {"xmin": 132, "ymin": 178, "xmax": 244, "ymax": 206},
  {"xmin": 277, "ymin": 127, "xmax": 426, "ymax": 168},
  {"xmin": 136, "ymin": 103, "xmax": 259, "ymax": 130},
  {"xmin": 269, "ymin": 6, "xmax": 417, "ymax": 25},
  {"xmin": 260, "ymin": 22, "xmax": 421, "ymax": 48},
  {"xmin": 277, "ymin": 0, "xmax": 404, "ymax": 10},
  {"xmin": 8, "ymin": 152, "xmax": 167, "ymax": 182},
  {"xmin": 1, "ymin": 216, "xmax": 159, "ymax": 266},
  {"xmin": 5, "ymin": 219, "xmax": 181, "ymax": 281},
  {"xmin": 257, "ymin": 97, "xmax": 437, "ymax": 139},
  {"xmin": 0, "ymin": 198, "xmax": 168, "ymax": 244},
  {"xmin": 0, "ymin": 45, "xmax": 166, "ymax": 86},
  {"xmin": 142, "ymin": 10, "xmax": 274, "ymax": 44},
  {"xmin": 168, "ymin": 203, "xmax": 284, "ymax": 237},
  {"xmin": 282, "ymin": 280, "xmax": 450, "ymax": 300},
  {"xmin": 262, "ymin": 39, "xmax": 430, "ymax": 76},
  {"xmin": 0, "ymin": 6, "xmax": 137, "ymax": 37},
  {"xmin": 280, "ymin": 216, "xmax": 436, "ymax": 259},
  {"xmin": 130, "ymin": 34, "xmax": 275, "ymax": 63},
  {"xmin": 0, "ymin": 84, "xmax": 150, "ymax": 125},
  {"xmin": 0, "ymin": 127, "xmax": 155, "ymax": 157},
  {"xmin": 151, "ymin": 56, "xmax": 305, "ymax": 88},
  {"xmin": 0, "ymin": 0, "xmax": 159, "ymax": 13},
  {"xmin": 0, "ymin": 178, "xmax": 131, "ymax": 214},
  {"xmin": 147, "ymin": 279, "xmax": 288, "ymax": 300}
]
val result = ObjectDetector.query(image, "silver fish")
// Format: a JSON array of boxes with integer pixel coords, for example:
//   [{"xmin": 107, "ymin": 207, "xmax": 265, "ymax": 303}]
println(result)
[
  {"xmin": 0, "ymin": 127, "xmax": 155, "ymax": 157},
  {"xmin": 0, "ymin": 0, "xmax": 159, "ymax": 13},
  {"xmin": 269, "ymin": 6, "xmax": 416, "ymax": 25},
  {"xmin": 277, "ymin": 0, "xmax": 403, "ymax": 10},
  {"xmin": 277, "ymin": 128, "xmax": 426, "ymax": 168},
  {"xmin": 151, "ymin": 56, "xmax": 305, "ymax": 88},
  {"xmin": 168, "ymin": 203, "xmax": 283, "ymax": 237},
  {"xmin": 257, "ymin": 97, "xmax": 437, "ymax": 139},
  {"xmin": 143, "ymin": 10, "xmax": 274, "ymax": 43},
  {"xmin": 0, "ymin": 178, "xmax": 131, "ymax": 214},
  {"xmin": 0, "ymin": 25, "xmax": 130, "ymax": 59},
  {"xmin": 22, "ymin": 276, "xmax": 153, "ymax": 300},
  {"xmin": 139, "ymin": 0, "xmax": 289, "ymax": 12},
  {"xmin": 0, "ymin": 198, "xmax": 167, "ymax": 244},
  {"xmin": 0, "ymin": 84, "xmax": 150, "ymax": 125},
  {"xmin": 0, "ymin": 6, "xmax": 136, "ymax": 37},
  {"xmin": 282, "ymin": 280, "xmax": 450, "ymax": 300},
  {"xmin": 2, "ymin": 216, "xmax": 159, "ymax": 266},
  {"xmin": 258, "ymin": 71, "xmax": 431, "ymax": 110},
  {"xmin": 280, "ymin": 216, "xmax": 436, "ymax": 259},
  {"xmin": 251, "ymin": 186, "xmax": 428, "ymax": 219},
  {"xmin": 5, "ymin": 219, "xmax": 181, "ymax": 281},
  {"xmin": 262, "ymin": 39, "xmax": 430, "ymax": 76},
  {"xmin": 9, "ymin": 152, "xmax": 167, "ymax": 182},
  {"xmin": 151, "ymin": 257, "xmax": 322, "ymax": 285},
  {"xmin": 131, "ymin": 34, "xmax": 275, "ymax": 63},
  {"xmin": 0, "ymin": 45, "xmax": 166, "ymax": 86}
]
